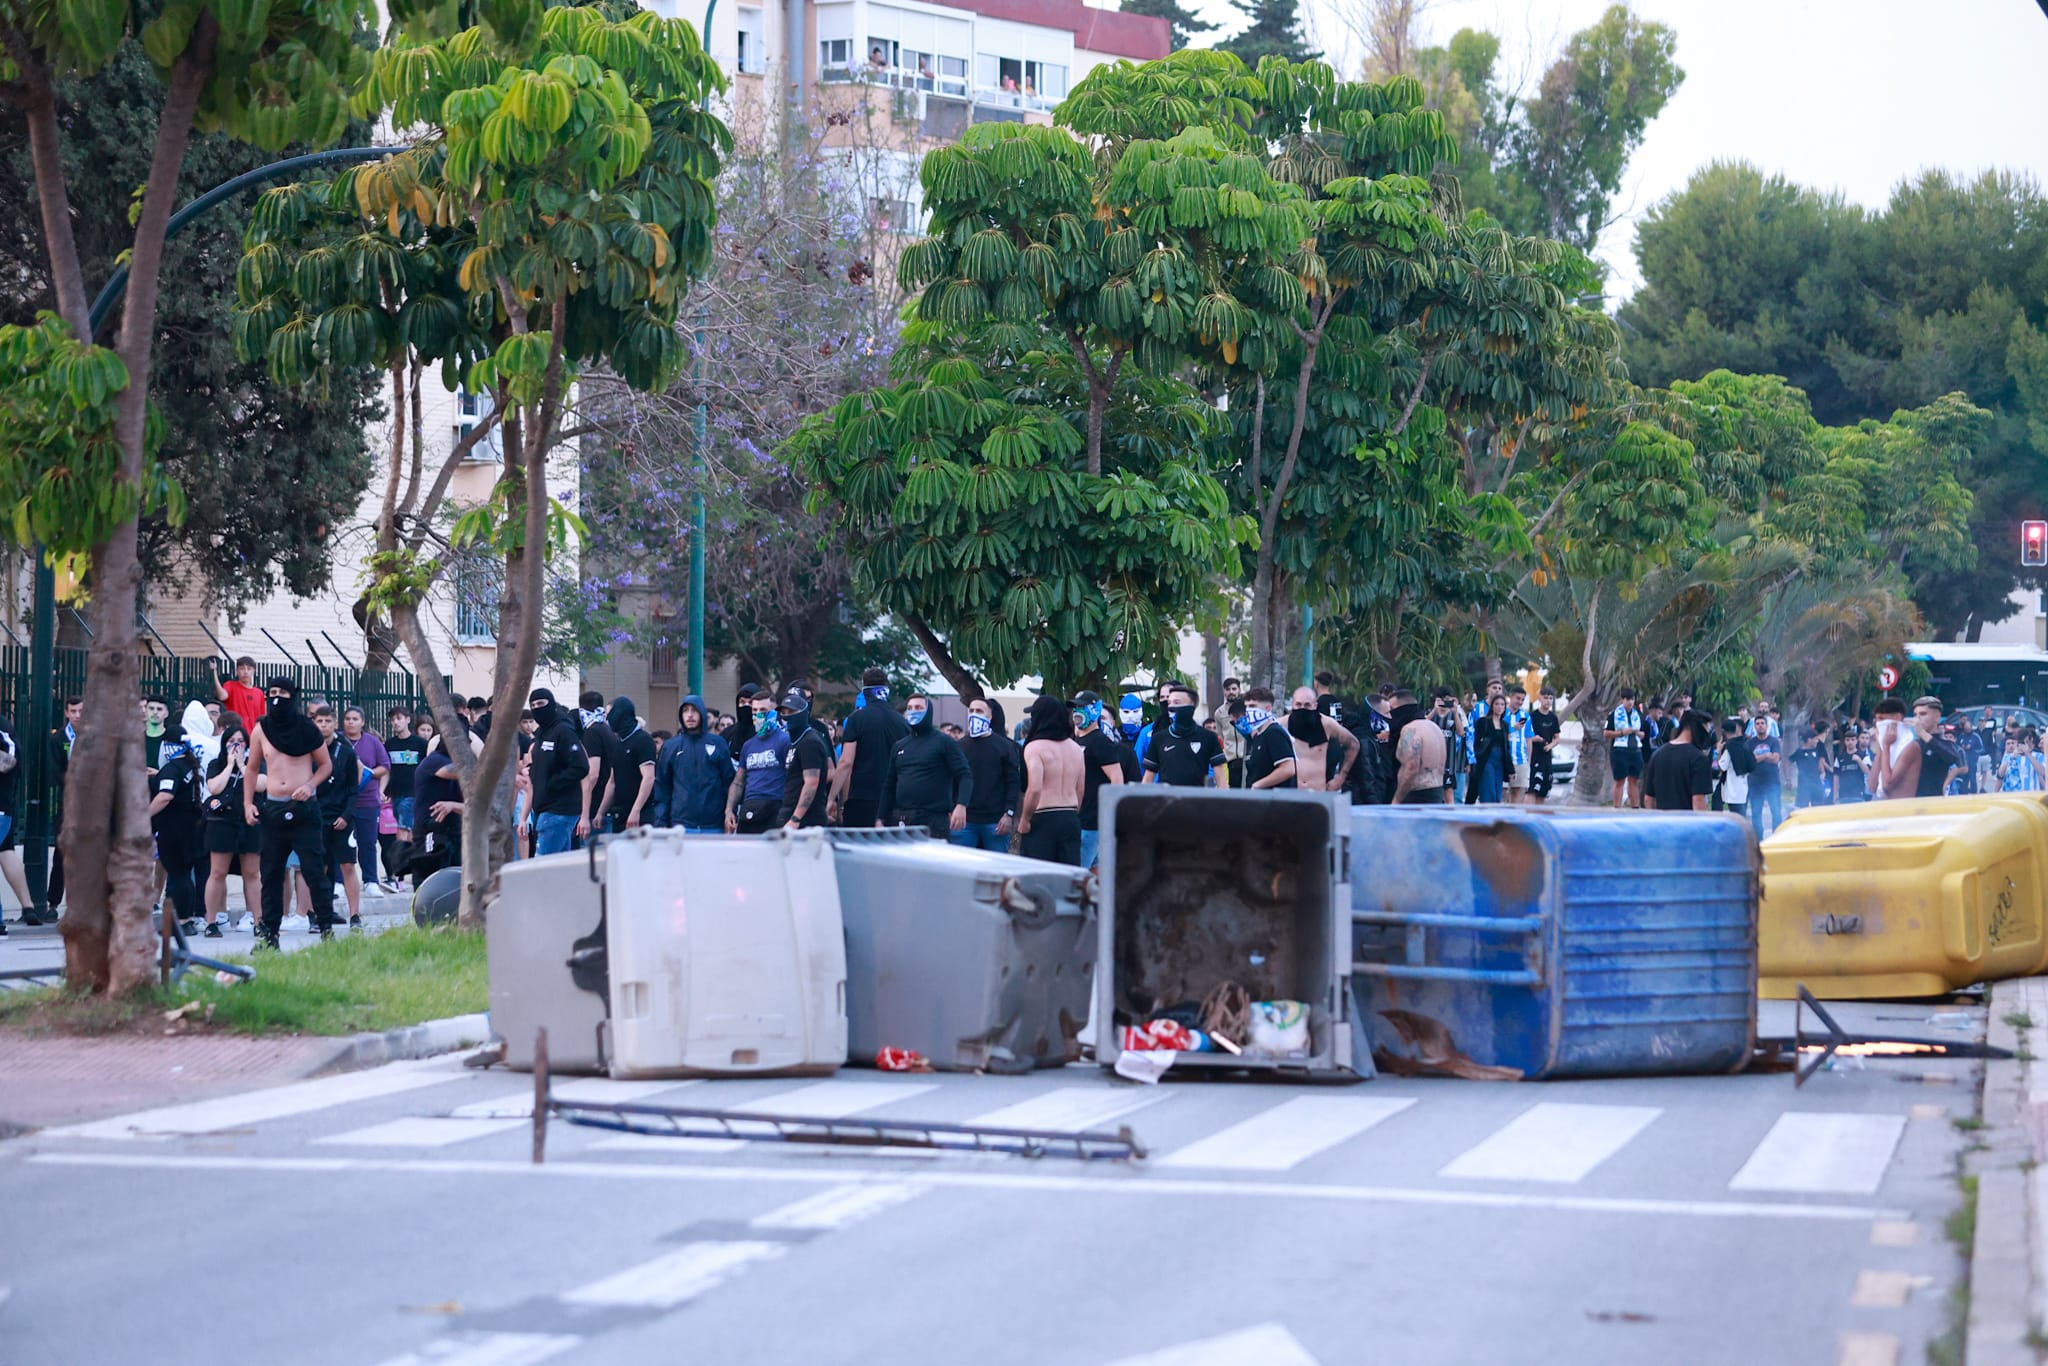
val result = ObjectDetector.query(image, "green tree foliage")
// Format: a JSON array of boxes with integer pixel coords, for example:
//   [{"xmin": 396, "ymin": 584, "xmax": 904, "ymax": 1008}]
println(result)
[
  {"xmin": 1399, "ymin": 3, "xmax": 1682, "ymax": 252},
  {"xmin": 1118, "ymin": 0, "xmax": 1215, "ymax": 52},
  {"xmin": 1219, "ymin": 0, "xmax": 1319, "ymax": 68},
  {"xmin": 790, "ymin": 330, "xmax": 1250, "ymax": 696},
  {"xmin": 2, "ymin": 0, "xmax": 375, "ymax": 994},
  {"xmin": 0, "ymin": 41, "xmax": 379, "ymax": 621},
  {"xmin": 238, "ymin": 1, "xmax": 728, "ymax": 921},
  {"xmin": 1622, "ymin": 161, "xmax": 2048, "ymax": 636}
]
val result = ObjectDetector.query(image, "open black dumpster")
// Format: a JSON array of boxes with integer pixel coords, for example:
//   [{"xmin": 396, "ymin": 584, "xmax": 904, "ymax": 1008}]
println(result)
[{"xmin": 1096, "ymin": 787, "xmax": 1367, "ymax": 1078}]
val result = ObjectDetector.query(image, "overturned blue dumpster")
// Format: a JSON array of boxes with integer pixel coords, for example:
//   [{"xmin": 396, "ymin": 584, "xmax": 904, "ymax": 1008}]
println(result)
[{"xmin": 1352, "ymin": 808, "xmax": 1758, "ymax": 1078}]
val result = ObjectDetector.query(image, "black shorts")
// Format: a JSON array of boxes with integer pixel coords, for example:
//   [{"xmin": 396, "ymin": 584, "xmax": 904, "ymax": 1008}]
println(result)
[
  {"xmin": 0, "ymin": 812, "xmax": 15, "ymax": 852},
  {"xmin": 324, "ymin": 821, "xmax": 358, "ymax": 869},
  {"xmin": 206, "ymin": 817, "xmax": 261, "ymax": 857},
  {"xmin": 1610, "ymin": 749, "xmax": 1644, "ymax": 780}
]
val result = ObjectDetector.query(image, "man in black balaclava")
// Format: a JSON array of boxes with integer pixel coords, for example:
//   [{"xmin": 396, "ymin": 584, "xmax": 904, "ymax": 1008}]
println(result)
[
  {"xmin": 605, "ymin": 695, "xmax": 658, "ymax": 831},
  {"xmin": 244, "ymin": 678, "xmax": 335, "ymax": 946},
  {"xmin": 1141, "ymin": 683, "xmax": 1226, "ymax": 787},
  {"xmin": 526, "ymin": 688, "xmax": 590, "ymax": 856}
]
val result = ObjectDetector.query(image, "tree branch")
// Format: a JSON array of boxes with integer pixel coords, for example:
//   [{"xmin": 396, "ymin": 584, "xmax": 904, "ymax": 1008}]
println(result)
[{"xmin": 1387, "ymin": 348, "xmax": 1436, "ymax": 438}]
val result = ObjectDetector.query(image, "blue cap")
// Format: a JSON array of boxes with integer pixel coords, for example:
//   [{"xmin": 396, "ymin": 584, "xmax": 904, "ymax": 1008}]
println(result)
[{"xmin": 1119, "ymin": 692, "xmax": 1144, "ymax": 711}]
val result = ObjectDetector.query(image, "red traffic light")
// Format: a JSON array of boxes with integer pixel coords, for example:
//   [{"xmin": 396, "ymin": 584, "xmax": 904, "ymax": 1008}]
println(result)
[{"xmin": 2026, "ymin": 521, "xmax": 2048, "ymax": 566}]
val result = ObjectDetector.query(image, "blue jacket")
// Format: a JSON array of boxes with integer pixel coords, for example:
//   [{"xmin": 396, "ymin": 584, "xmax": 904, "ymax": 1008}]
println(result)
[{"xmin": 652, "ymin": 696, "xmax": 737, "ymax": 828}]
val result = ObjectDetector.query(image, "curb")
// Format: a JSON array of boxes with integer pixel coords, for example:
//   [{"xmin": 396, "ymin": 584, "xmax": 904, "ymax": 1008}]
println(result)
[
  {"xmin": 304, "ymin": 1011, "xmax": 496, "ymax": 1076},
  {"xmin": 1966, "ymin": 979, "xmax": 2041, "ymax": 1366}
]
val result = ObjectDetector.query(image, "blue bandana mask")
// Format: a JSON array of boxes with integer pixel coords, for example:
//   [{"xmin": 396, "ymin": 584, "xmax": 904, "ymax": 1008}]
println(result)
[
  {"xmin": 1075, "ymin": 701, "xmax": 1102, "ymax": 730},
  {"xmin": 753, "ymin": 711, "xmax": 779, "ymax": 737},
  {"xmin": 967, "ymin": 715, "xmax": 992, "ymax": 738},
  {"xmin": 1234, "ymin": 706, "xmax": 1272, "ymax": 737},
  {"xmin": 904, "ymin": 707, "xmax": 928, "ymax": 729}
]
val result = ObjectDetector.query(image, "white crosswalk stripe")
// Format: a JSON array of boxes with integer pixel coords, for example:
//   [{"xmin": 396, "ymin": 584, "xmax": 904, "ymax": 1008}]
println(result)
[
  {"xmin": 452, "ymin": 1078, "xmax": 700, "ymax": 1119},
  {"xmin": 47, "ymin": 1057, "xmax": 462, "ymax": 1142},
  {"xmin": 1729, "ymin": 1113, "xmax": 1907, "ymax": 1195},
  {"xmin": 968, "ymin": 1087, "xmax": 1170, "ymax": 1133},
  {"xmin": 1102, "ymin": 1322, "xmax": 1323, "ymax": 1366},
  {"xmin": 589, "ymin": 1079, "xmax": 937, "ymax": 1154},
  {"xmin": 560, "ymin": 1240, "xmax": 787, "ymax": 1309},
  {"xmin": 750, "ymin": 1181, "xmax": 928, "ymax": 1230},
  {"xmin": 1158, "ymin": 1097, "xmax": 1415, "ymax": 1172},
  {"xmin": 373, "ymin": 1331, "xmax": 581, "ymax": 1366},
  {"xmin": 1440, "ymin": 1103, "xmax": 1663, "ymax": 1184}
]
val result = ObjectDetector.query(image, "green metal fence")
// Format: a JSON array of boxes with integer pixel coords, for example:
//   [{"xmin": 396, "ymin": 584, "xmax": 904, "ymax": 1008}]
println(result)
[{"xmin": 1, "ymin": 644, "xmax": 443, "ymax": 909}]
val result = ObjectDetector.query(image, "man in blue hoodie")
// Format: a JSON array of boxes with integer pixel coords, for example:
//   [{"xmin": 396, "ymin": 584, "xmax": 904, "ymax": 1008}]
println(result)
[{"xmin": 652, "ymin": 695, "xmax": 734, "ymax": 833}]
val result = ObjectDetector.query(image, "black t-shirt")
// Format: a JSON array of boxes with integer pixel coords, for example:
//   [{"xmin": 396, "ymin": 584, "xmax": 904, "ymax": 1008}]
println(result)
[
  {"xmin": 1079, "ymin": 730, "xmax": 1123, "ymax": 830},
  {"xmin": 151, "ymin": 749, "xmax": 204, "ymax": 830},
  {"xmin": 608, "ymin": 727, "xmax": 658, "ymax": 818},
  {"xmin": 1145, "ymin": 724, "xmax": 1225, "ymax": 787},
  {"xmin": 778, "ymin": 727, "xmax": 832, "ymax": 826},
  {"xmin": 204, "ymin": 749, "xmax": 248, "ymax": 823},
  {"xmin": 385, "ymin": 735, "xmax": 427, "ymax": 795},
  {"xmin": 1917, "ymin": 737, "xmax": 1963, "ymax": 798},
  {"xmin": 1529, "ymin": 709, "xmax": 1561, "ymax": 758},
  {"xmin": 1645, "ymin": 743, "xmax": 1715, "ymax": 811},
  {"xmin": 584, "ymin": 720, "xmax": 621, "ymax": 814},
  {"xmin": 839, "ymin": 704, "xmax": 910, "ymax": 804},
  {"xmin": 1245, "ymin": 723, "xmax": 1297, "ymax": 788}
]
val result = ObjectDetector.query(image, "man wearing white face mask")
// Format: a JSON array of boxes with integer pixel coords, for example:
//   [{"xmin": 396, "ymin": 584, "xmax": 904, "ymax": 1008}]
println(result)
[{"xmin": 953, "ymin": 696, "xmax": 1020, "ymax": 851}]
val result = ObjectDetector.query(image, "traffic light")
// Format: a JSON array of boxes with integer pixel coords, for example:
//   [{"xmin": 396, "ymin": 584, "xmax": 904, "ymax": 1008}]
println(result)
[{"xmin": 2027, "ymin": 521, "xmax": 2048, "ymax": 567}]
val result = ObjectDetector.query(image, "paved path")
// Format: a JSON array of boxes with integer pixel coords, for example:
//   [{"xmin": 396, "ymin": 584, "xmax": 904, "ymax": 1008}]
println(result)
[{"xmin": 0, "ymin": 1007, "xmax": 1981, "ymax": 1366}]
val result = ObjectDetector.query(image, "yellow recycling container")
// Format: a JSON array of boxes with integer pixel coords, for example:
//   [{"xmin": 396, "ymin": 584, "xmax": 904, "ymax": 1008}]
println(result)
[{"xmin": 1759, "ymin": 794, "xmax": 2048, "ymax": 999}]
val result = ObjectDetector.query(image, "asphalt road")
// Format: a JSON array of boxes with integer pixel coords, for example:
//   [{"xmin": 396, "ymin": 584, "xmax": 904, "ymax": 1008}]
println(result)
[{"xmin": 0, "ymin": 999, "xmax": 1982, "ymax": 1366}]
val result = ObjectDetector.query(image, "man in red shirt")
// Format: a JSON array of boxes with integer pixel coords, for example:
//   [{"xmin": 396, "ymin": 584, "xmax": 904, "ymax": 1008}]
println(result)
[{"xmin": 214, "ymin": 657, "xmax": 267, "ymax": 733}]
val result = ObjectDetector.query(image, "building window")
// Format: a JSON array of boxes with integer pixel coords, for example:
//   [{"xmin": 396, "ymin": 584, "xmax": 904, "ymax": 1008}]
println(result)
[
  {"xmin": 871, "ymin": 196, "xmax": 914, "ymax": 233},
  {"xmin": 736, "ymin": 6, "xmax": 762, "ymax": 73},
  {"xmin": 453, "ymin": 557, "xmax": 500, "ymax": 644},
  {"xmin": 650, "ymin": 617, "xmax": 678, "ymax": 684},
  {"xmin": 820, "ymin": 38, "xmax": 850, "ymax": 71},
  {"xmin": 975, "ymin": 55, "xmax": 1065, "ymax": 106}
]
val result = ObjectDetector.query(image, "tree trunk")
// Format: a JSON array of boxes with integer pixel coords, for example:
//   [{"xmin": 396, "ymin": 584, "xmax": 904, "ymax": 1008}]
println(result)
[
  {"xmin": 59, "ymin": 24, "xmax": 217, "ymax": 994},
  {"xmin": 904, "ymin": 613, "xmax": 983, "ymax": 702},
  {"xmin": 458, "ymin": 307, "xmax": 565, "ymax": 930},
  {"xmin": 1560, "ymin": 687, "xmax": 1612, "ymax": 807},
  {"xmin": 1203, "ymin": 631, "xmax": 1224, "ymax": 710},
  {"xmin": 1249, "ymin": 550, "xmax": 1279, "ymax": 690}
]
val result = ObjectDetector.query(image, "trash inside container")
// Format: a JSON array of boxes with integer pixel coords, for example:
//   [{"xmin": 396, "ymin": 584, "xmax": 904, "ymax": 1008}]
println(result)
[
  {"xmin": 485, "ymin": 847, "xmax": 610, "ymax": 1073},
  {"xmin": 1760, "ymin": 794, "xmax": 2048, "ymax": 999},
  {"xmin": 1351, "ymin": 807, "xmax": 1757, "ymax": 1079},
  {"xmin": 484, "ymin": 828, "xmax": 848, "ymax": 1078},
  {"xmin": 1097, "ymin": 787, "xmax": 1365, "ymax": 1078},
  {"xmin": 828, "ymin": 828, "xmax": 1096, "ymax": 1073}
]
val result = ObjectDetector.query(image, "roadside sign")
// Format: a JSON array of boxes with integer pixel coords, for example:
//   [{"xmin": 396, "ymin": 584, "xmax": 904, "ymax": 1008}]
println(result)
[{"xmin": 1878, "ymin": 665, "xmax": 1900, "ymax": 691}]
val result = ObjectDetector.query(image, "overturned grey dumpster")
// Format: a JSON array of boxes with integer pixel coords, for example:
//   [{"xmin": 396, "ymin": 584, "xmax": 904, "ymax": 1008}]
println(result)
[
  {"xmin": 1096, "ymin": 787, "xmax": 1367, "ymax": 1079},
  {"xmin": 484, "ymin": 827, "xmax": 848, "ymax": 1078},
  {"xmin": 828, "ymin": 828, "xmax": 1096, "ymax": 1072}
]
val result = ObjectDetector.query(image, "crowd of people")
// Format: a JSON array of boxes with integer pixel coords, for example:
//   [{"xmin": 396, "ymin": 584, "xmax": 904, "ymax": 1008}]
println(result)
[{"xmin": 1, "ymin": 657, "xmax": 2035, "ymax": 937}]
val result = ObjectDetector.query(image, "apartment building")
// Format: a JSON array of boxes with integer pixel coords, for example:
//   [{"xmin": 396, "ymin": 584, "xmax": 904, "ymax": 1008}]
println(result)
[{"xmin": 576, "ymin": 0, "xmax": 1172, "ymax": 723}]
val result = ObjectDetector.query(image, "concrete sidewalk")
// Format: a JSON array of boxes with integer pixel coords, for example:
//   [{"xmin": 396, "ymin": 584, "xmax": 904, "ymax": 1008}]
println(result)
[
  {"xmin": 1967, "ymin": 976, "xmax": 2048, "ymax": 1366},
  {"xmin": 0, "ymin": 885, "xmax": 460, "ymax": 1135}
]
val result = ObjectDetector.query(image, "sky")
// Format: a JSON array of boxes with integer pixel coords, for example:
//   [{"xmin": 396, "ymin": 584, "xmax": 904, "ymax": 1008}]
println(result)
[{"xmin": 1178, "ymin": 0, "xmax": 2048, "ymax": 298}]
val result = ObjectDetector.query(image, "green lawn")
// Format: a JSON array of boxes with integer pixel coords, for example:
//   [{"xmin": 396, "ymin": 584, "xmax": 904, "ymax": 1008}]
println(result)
[{"xmin": 182, "ymin": 926, "xmax": 488, "ymax": 1035}]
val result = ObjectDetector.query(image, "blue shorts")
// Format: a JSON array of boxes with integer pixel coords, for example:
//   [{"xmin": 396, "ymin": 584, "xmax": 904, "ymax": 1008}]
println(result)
[{"xmin": 1610, "ymin": 749, "xmax": 1643, "ymax": 780}]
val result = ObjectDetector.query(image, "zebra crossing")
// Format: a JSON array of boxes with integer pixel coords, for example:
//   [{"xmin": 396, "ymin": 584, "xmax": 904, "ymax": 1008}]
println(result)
[{"xmin": 29, "ymin": 1056, "xmax": 1933, "ymax": 1201}]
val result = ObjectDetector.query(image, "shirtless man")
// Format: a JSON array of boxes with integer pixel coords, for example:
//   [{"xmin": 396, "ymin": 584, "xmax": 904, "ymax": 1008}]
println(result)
[
  {"xmin": 1870, "ymin": 698, "xmax": 1914, "ymax": 800},
  {"xmin": 1878, "ymin": 695, "xmax": 1964, "ymax": 801},
  {"xmin": 242, "ymin": 678, "xmax": 334, "ymax": 947},
  {"xmin": 1019, "ymin": 695, "xmax": 1085, "ymax": 866},
  {"xmin": 1286, "ymin": 685, "xmax": 1359, "ymax": 791},
  {"xmin": 1390, "ymin": 689, "xmax": 1448, "ymax": 803}
]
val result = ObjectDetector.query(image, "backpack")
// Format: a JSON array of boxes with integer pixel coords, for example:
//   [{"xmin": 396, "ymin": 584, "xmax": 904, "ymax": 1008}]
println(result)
[{"xmin": 1727, "ymin": 737, "xmax": 1756, "ymax": 776}]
